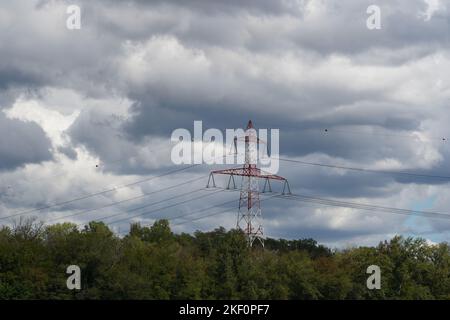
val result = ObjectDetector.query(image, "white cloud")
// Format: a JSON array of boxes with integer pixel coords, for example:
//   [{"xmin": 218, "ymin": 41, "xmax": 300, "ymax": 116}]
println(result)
[{"xmin": 420, "ymin": 0, "xmax": 445, "ymax": 21}]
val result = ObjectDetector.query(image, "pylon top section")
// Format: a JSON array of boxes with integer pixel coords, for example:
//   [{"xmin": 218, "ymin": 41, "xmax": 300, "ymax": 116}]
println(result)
[{"xmin": 207, "ymin": 120, "xmax": 291, "ymax": 193}]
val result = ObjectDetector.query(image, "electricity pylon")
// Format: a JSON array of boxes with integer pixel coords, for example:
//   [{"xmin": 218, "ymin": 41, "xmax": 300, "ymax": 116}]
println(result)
[{"xmin": 207, "ymin": 120, "xmax": 291, "ymax": 247}]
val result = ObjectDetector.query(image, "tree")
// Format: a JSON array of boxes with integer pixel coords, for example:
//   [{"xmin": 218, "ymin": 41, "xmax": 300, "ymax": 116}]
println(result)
[{"xmin": 0, "ymin": 218, "xmax": 449, "ymax": 300}]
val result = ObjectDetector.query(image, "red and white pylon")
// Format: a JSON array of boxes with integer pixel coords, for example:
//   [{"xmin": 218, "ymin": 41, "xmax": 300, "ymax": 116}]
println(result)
[{"xmin": 207, "ymin": 120, "xmax": 291, "ymax": 247}]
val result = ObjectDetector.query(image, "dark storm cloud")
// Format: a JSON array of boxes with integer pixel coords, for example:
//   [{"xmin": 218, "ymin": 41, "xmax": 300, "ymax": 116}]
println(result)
[
  {"xmin": 287, "ymin": 0, "xmax": 449, "ymax": 55},
  {"xmin": 94, "ymin": 0, "xmax": 303, "ymax": 15},
  {"xmin": 96, "ymin": 0, "xmax": 448, "ymax": 58},
  {"xmin": 68, "ymin": 109, "xmax": 130, "ymax": 164},
  {"xmin": 57, "ymin": 145, "xmax": 78, "ymax": 160},
  {"xmin": 0, "ymin": 66, "xmax": 44, "ymax": 90},
  {"xmin": 0, "ymin": 113, "xmax": 53, "ymax": 170}
]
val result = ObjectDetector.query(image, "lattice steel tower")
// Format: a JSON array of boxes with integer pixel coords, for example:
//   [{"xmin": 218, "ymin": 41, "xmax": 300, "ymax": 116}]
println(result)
[{"xmin": 207, "ymin": 120, "xmax": 291, "ymax": 247}]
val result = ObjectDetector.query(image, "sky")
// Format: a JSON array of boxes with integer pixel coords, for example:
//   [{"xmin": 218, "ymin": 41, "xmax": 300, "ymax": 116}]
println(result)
[{"xmin": 0, "ymin": 0, "xmax": 450, "ymax": 247}]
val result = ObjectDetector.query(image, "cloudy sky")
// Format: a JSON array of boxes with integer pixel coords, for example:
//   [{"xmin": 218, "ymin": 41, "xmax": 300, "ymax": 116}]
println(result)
[{"xmin": 0, "ymin": 0, "xmax": 449, "ymax": 247}]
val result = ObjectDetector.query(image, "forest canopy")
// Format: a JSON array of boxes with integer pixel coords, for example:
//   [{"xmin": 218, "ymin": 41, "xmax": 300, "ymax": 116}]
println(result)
[{"xmin": 0, "ymin": 219, "xmax": 449, "ymax": 300}]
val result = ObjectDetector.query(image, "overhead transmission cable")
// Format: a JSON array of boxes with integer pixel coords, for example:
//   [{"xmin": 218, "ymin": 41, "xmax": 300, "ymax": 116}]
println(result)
[
  {"xmin": 161, "ymin": 186, "xmax": 450, "ymax": 228},
  {"xmin": 171, "ymin": 191, "xmax": 281, "ymax": 226},
  {"xmin": 0, "ymin": 164, "xmax": 200, "ymax": 221},
  {"xmin": 43, "ymin": 175, "xmax": 207, "ymax": 224},
  {"xmin": 116, "ymin": 192, "xmax": 240, "ymax": 235},
  {"xmin": 276, "ymin": 157, "xmax": 450, "ymax": 181},
  {"xmin": 276, "ymin": 193, "xmax": 450, "ymax": 220},
  {"xmin": 3, "ymin": 152, "xmax": 235, "ymax": 221},
  {"xmin": 114, "ymin": 188, "xmax": 279, "ymax": 233},
  {"xmin": 79, "ymin": 188, "xmax": 223, "ymax": 228}
]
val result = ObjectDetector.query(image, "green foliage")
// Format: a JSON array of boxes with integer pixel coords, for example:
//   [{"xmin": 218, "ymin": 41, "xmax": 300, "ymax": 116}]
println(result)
[{"xmin": 0, "ymin": 219, "xmax": 449, "ymax": 299}]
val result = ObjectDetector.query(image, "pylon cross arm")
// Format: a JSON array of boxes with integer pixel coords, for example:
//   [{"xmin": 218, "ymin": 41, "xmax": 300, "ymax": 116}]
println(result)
[{"xmin": 211, "ymin": 168, "xmax": 287, "ymax": 181}]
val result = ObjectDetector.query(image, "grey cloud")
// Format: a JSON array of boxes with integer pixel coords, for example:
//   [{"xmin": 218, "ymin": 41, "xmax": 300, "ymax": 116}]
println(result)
[
  {"xmin": 96, "ymin": 0, "xmax": 304, "ymax": 15},
  {"xmin": 57, "ymin": 145, "xmax": 78, "ymax": 160},
  {"xmin": 0, "ymin": 113, "xmax": 53, "ymax": 170},
  {"xmin": 0, "ymin": 66, "xmax": 44, "ymax": 90}
]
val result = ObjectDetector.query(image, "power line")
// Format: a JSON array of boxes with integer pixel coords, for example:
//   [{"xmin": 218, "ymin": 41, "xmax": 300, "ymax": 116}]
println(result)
[
  {"xmin": 1, "ymin": 164, "xmax": 200, "ymax": 221},
  {"xmin": 75, "ymin": 161, "xmax": 241, "ymax": 228},
  {"xmin": 172, "ymin": 207, "xmax": 235, "ymax": 226},
  {"xmin": 166, "ymin": 186, "xmax": 450, "ymax": 228},
  {"xmin": 43, "ymin": 175, "xmax": 207, "ymax": 224},
  {"xmin": 171, "ymin": 192, "xmax": 280, "ymax": 226},
  {"xmin": 2, "ymin": 146, "xmax": 172, "ymax": 193},
  {"xmin": 2, "ymin": 153, "xmax": 236, "ymax": 221},
  {"xmin": 115, "ymin": 189, "xmax": 277, "ymax": 233},
  {"xmin": 167, "ymin": 197, "xmax": 238, "ymax": 223},
  {"xmin": 85, "ymin": 188, "xmax": 224, "ymax": 228},
  {"xmin": 75, "ymin": 187, "xmax": 207, "ymax": 228},
  {"xmin": 104, "ymin": 189, "xmax": 223, "ymax": 227},
  {"xmin": 277, "ymin": 193, "xmax": 450, "ymax": 220},
  {"xmin": 174, "ymin": 191, "xmax": 450, "ymax": 228},
  {"xmin": 115, "ymin": 192, "xmax": 239, "ymax": 235},
  {"xmin": 277, "ymin": 157, "xmax": 450, "ymax": 181}
]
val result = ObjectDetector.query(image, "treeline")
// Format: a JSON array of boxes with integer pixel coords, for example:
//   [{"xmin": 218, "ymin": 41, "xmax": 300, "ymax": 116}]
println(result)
[{"xmin": 0, "ymin": 219, "xmax": 449, "ymax": 299}]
